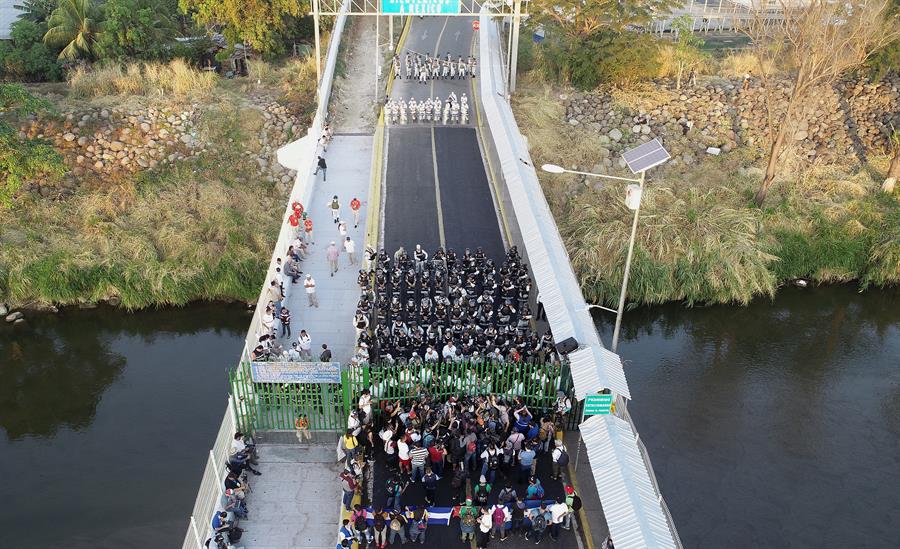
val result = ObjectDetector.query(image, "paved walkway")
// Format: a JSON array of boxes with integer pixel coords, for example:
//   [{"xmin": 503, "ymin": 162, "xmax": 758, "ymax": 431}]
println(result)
[
  {"xmin": 277, "ymin": 135, "xmax": 373, "ymax": 363},
  {"xmin": 238, "ymin": 443, "xmax": 342, "ymax": 549}
]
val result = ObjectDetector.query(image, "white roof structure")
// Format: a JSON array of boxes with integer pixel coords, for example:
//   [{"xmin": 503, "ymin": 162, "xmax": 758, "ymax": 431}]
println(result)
[
  {"xmin": 477, "ymin": 11, "xmax": 631, "ymax": 400},
  {"xmin": 0, "ymin": 0, "xmax": 18, "ymax": 40},
  {"xmin": 581, "ymin": 414, "xmax": 678, "ymax": 549},
  {"xmin": 568, "ymin": 346, "xmax": 629, "ymax": 401}
]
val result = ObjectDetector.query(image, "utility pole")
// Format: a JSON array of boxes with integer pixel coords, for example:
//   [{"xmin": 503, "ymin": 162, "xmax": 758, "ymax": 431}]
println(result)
[
  {"xmin": 509, "ymin": 0, "xmax": 522, "ymax": 93},
  {"xmin": 610, "ymin": 169, "xmax": 646, "ymax": 353},
  {"xmin": 312, "ymin": 0, "xmax": 322, "ymax": 93}
]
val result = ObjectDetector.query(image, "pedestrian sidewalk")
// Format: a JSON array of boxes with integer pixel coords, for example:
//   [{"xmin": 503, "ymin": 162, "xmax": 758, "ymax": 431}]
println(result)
[
  {"xmin": 237, "ymin": 443, "xmax": 343, "ymax": 549},
  {"xmin": 277, "ymin": 135, "xmax": 373, "ymax": 363}
]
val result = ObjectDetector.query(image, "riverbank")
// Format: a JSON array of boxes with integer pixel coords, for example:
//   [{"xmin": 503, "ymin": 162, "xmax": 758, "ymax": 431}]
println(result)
[
  {"xmin": 512, "ymin": 74, "xmax": 900, "ymax": 306},
  {"xmin": 0, "ymin": 59, "xmax": 317, "ymax": 310}
]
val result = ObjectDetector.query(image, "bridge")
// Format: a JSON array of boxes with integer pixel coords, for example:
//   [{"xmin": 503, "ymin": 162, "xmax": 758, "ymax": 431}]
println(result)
[{"xmin": 182, "ymin": 6, "xmax": 682, "ymax": 549}]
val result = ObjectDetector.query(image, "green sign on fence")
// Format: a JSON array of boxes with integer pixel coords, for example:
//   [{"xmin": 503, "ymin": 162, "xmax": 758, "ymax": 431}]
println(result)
[{"xmin": 584, "ymin": 394, "xmax": 613, "ymax": 416}]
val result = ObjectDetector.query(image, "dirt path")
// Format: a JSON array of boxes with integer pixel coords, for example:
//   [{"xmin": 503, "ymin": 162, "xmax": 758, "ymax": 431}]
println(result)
[{"xmin": 330, "ymin": 18, "xmax": 382, "ymax": 133}]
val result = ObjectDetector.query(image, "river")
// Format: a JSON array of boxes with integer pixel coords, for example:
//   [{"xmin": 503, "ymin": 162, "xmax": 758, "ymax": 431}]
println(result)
[
  {"xmin": 595, "ymin": 285, "xmax": 900, "ymax": 548},
  {"xmin": 1, "ymin": 287, "xmax": 898, "ymax": 548}
]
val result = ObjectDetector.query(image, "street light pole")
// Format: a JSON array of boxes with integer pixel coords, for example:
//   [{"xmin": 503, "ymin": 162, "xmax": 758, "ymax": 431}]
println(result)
[{"xmin": 610, "ymin": 169, "xmax": 645, "ymax": 353}]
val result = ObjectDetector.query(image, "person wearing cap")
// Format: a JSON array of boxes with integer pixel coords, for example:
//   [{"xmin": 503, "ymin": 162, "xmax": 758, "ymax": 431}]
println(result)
[
  {"xmin": 459, "ymin": 498, "xmax": 478, "ymax": 542},
  {"xmin": 563, "ymin": 485, "xmax": 580, "ymax": 530},
  {"xmin": 304, "ymin": 274, "xmax": 319, "ymax": 307},
  {"xmin": 327, "ymin": 241, "xmax": 340, "ymax": 276}
]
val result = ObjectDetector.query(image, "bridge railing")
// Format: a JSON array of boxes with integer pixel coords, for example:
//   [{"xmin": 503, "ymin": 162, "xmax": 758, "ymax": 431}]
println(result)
[
  {"xmin": 181, "ymin": 398, "xmax": 237, "ymax": 549},
  {"xmin": 183, "ymin": 1, "xmax": 352, "ymax": 546}
]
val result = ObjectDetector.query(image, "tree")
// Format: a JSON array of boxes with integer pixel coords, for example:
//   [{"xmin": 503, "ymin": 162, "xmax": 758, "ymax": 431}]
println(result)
[
  {"xmin": 43, "ymin": 0, "xmax": 101, "ymax": 61},
  {"xmin": 13, "ymin": 0, "xmax": 57, "ymax": 23},
  {"xmin": 670, "ymin": 15, "xmax": 706, "ymax": 90},
  {"xmin": 745, "ymin": 0, "xmax": 900, "ymax": 206},
  {"xmin": 884, "ymin": 128, "xmax": 900, "ymax": 194},
  {"xmin": 0, "ymin": 85, "xmax": 66, "ymax": 207},
  {"xmin": 526, "ymin": 0, "xmax": 672, "ymax": 89},
  {"xmin": 0, "ymin": 18, "xmax": 63, "ymax": 81},
  {"xmin": 178, "ymin": 0, "xmax": 304, "ymax": 55},
  {"xmin": 529, "ymin": 0, "xmax": 675, "ymax": 40},
  {"xmin": 95, "ymin": 0, "xmax": 177, "ymax": 61}
]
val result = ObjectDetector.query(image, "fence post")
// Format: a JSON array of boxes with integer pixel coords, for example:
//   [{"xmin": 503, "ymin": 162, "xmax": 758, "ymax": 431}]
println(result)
[{"xmin": 190, "ymin": 515, "xmax": 203, "ymax": 549}]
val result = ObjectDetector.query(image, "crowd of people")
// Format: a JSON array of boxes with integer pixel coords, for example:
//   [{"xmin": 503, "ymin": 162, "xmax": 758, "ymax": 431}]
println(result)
[
  {"xmin": 209, "ymin": 433, "xmax": 261, "ymax": 548},
  {"xmin": 349, "ymin": 245, "xmax": 555, "ymax": 368},
  {"xmin": 385, "ymin": 92, "xmax": 470, "ymax": 125},
  {"xmin": 394, "ymin": 52, "xmax": 477, "ymax": 83},
  {"xmin": 333, "ymin": 389, "xmax": 589, "ymax": 549}
]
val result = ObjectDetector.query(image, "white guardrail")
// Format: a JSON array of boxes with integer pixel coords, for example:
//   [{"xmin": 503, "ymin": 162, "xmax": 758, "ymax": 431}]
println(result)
[{"xmin": 181, "ymin": 2, "xmax": 351, "ymax": 547}]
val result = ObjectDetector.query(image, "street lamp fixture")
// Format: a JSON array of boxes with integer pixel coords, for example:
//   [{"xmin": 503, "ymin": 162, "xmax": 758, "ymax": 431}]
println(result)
[{"xmin": 540, "ymin": 139, "xmax": 670, "ymax": 353}]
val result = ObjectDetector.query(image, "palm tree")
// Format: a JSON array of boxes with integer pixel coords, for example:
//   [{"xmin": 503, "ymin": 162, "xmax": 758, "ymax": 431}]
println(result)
[{"xmin": 43, "ymin": 0, "xmax": 101, "ymax": 61}]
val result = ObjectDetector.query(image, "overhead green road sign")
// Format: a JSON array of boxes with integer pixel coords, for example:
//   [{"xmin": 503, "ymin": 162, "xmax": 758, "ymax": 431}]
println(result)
[
  {"xmin": 382, "ymin": 0, "xmax": 460, "ymax": 15},
  {"xmin": 584, "ymin": 394, "xmax": 613, "ymax": 416}
]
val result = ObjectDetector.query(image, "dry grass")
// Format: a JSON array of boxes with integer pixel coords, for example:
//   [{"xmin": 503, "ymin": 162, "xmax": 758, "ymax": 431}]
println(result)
[
  {"xmin": 655, "ymin": 43, "xmax": 714, "ymax": 79},
  {"xmin": 718, "ymin": 51, "xmax": 777, "ymax": 78},
  {"xmin": 68, "ymin": 59, "xmax": 217, "ymax": 99},
  {"xmin": 512, "ymin": 77, "xmax": 900, "ymax": 305}
]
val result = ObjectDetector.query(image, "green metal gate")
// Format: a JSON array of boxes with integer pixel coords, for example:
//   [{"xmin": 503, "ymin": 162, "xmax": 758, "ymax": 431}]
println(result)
[
  {"xmin": 230, "ymin": 359, "xmax": 582, "ymax": 434},
  {"xmin": 229, "ymin": 359, "xmax": 347, "ymax": 433}
]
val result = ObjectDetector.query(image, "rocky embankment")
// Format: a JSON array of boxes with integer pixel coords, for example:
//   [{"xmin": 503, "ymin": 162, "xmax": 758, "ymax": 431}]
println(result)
[
  {"xmin": 17, "ymin": 92, "xmax": 306, "ymax": 198},
  {"xmin": 563, "ymin": 76, "xmax": 899, "ymax": 169}
]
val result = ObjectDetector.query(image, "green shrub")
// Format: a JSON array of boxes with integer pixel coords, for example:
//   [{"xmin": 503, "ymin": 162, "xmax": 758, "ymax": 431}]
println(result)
[{"xmin": 0, "ymin": 18, "xmax": 63, "ymax": 81}]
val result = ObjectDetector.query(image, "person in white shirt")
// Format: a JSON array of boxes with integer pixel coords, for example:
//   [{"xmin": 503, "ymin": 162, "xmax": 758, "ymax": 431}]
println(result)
[
  {"xmin": 424, "ymin": 346, "xmax": 439, "ymax": 362},
  {"xmin": 304, "ymin": 274, "xmax": 319, "ymax": 307},
  {"xmin": 288, "ymin": 341, "xmax": 301, "ymax": 361},
  {"xmin": 344, "ymin": 236, "xmax": 357, "ymax": 265},
  {"xmin": 297, "ymin": 330, "xmax": 312, "ymax": 360},
  {"xmin": 358, "ymin": 389, "xmax": 372, "ymax": 423},
  {"xmin": 397, "ymin": 438, "xmax": 411, "ymax": 475},
  {"xmin": 442, "ymin": 342, "xmax": 458, "ymax": 360},
  {"xmin": 549, "ymin": 498, "xmax": 569, "ymax": 540}
]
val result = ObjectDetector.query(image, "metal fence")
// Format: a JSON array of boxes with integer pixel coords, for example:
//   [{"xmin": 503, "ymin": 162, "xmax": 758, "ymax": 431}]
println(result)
[
  {"xmin": 181, "ymin": 399, "xmax": 237, "ymax": 549},
  {"xmin": 229, "ymin": 358, "xmax": 347, "ymax": 432},
  {"xmin": 230, "ymin": 359, "xmax": 583, "ymax": 434},
  {"xmin": 615, "ymin": 395, "xmax": 685, "ymax": 549}
]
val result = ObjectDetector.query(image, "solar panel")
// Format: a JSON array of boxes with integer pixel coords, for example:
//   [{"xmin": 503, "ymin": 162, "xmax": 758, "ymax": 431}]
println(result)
[{"xmin": 622, "ymin": 138, "xmax": 670, "ymax": 174}]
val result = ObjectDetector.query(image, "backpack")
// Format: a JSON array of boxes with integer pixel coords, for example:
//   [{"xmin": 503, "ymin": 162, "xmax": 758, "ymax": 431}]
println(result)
[
  {"xmin": 571, "ymin": 494, "xmax": 583, "ymax": 512},
  {"xmin": 488, "ymin": 453, "xmax": 499, "ymax": 470},
  {"xmin": 474, "ymin": 486, "xmax": 489, "ymax": 504},
  {"xmin": 355, "ymin": 514, "xmax": 368, "ymax": 531},
  {"xmin": 531, "ymin": 514, "xmax": 546, "ymax": 530},
  {"xmin": 556, "ymin": 449, "xmax": 569, "ymax": 466},
  {"xmin": 462, "ymin": 510, "xmax": 478, "ymax": 527},
  {"xmin": 533, "ymin": 484, "xmax": 545, "ymax": 499},
  {"xmin": 466, "ymin": 440, "xmax": 476, "ymax": 453}
]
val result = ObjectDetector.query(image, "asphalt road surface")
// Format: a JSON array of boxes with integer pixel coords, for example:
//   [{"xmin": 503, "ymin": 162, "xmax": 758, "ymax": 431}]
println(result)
[{"xmin": 382, "ymin": 16, "xmax": 506, "ymax": 262}]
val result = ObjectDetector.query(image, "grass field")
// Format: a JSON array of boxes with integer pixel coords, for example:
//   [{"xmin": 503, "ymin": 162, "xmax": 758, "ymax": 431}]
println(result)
[{"xmin": 0, "ymin": 60, "xmax": 313, "ymax": 310}]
